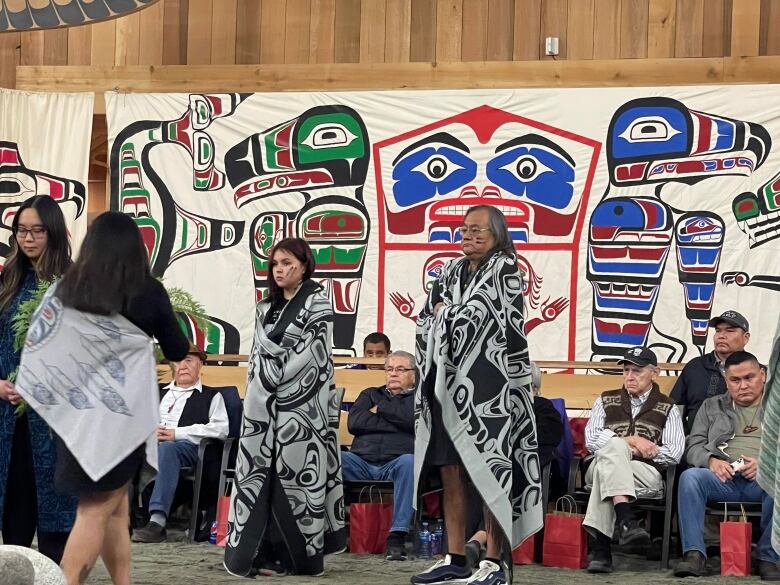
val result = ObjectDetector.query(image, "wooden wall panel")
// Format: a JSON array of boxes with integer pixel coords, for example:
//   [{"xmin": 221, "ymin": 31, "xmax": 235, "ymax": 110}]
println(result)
[
  {"xmin": 410, "ymin": 0, "xmax": 437, "ymax": 61},
  {"xmin": 385, "ymin": 0, "xmax": 411, "ymax": 62},
  {"xmin": 236, "ymin": 0, "xmax": 262, "ymax": 63},
  {"xmin": 702, "ymin": 0, "xmax": 726, "ymax": 57},
  {"xmin": 567, "ymin": 0, "xmax": 594, "ymax": 59},
  {"xmin": 435, "ymin": 0, "xmax": 463, "ymax": 61},
  {"xmin": 44, "ymin": 30, "xmax": 69, "ymax": 66},
  {"xmin": 286, "ymin": 0, "xmax": 312, "ymax": 63},
  {"xmin": 211, "ymin": 0, "xmax": 238, "ymax": 64},
  {"xmin": 334, "ymin": 0, "xmax": 361, "ymax": 62},
  {"xmin": 620, "ymin": 0, "xmax": 648, "ymax": 58},
  {"xmin": 115, "ymin": 11, "xmax": 141, "ymax": 66},
  {"xmin": 648, "ymin": 0, "xmax": 676, "ymax": 57},
  {"xmin": 20, "ymin": 31, "xmax": 44, "ymax": 66},
  {"xmin": 675, "ymin": 0, "xmax": 704, "ymax": 57},
  {"xmin": 162, "ymin": 0, "xmax": 188, "ymax": 65},
  {"xmin": 67, "ymin": 26, "xmax": 92, "ymax": 66},
  {"xmin": 260, "ymin": 0, "xmax": 287, "ymax": 64},
  {"xmin": 187, "ymin": 0, "xmax": 213, "ymax": 64},
  {"xmin": 593, "ymin": 0, "xmax": 621, "ymax": 59},
  {"xmin": 360, "ymin": 0, "xmax": 386, "ymax": 62},
  {"xmin": 730, "ymin": 0, "xmax": 760, "ymax": 56},
  {"xmin": 762, "ymin": 0, "xmax": 780, "ymax": 55},
  {"xmin": 486, "ymin": 0, "xmax": 514, "ymax": 60},
  {"xmin": 461, "ymin": 0, "xmax": 488, "ymax": 61},
  {"xmin": 0, "ymin": 33, "xmax": 20, "ymax": 89},
  {"xmin": 514, "ymin": 0, "xmax": 542, "ymax": 60},
  {"xmin": 540, "ymin": 0, "xmax": 567, "ymax": 59},
  {"xmin": 138, "ymin": 1, "xmax": 164, "ymax": 65},
  {"xmin": 90, "ymin": 20, "xmax": 117, "ymax": 66}
]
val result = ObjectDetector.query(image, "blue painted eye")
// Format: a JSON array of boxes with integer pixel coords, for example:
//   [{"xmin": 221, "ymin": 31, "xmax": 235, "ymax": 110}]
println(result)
[
  {"xmin": 392, "ymin": 146, "xmax": 477, "ymax": 208},
  {"xmin": 486, "ymin": 146, "xmax": 574, "ymax": 210}
]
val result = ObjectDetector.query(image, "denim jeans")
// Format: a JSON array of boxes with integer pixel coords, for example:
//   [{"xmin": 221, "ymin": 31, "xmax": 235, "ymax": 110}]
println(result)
[
  {"xmin": 678, "ymin": 467, "xmax": 779, "ymax": 562},
  {"xmin": 148, "ymin": 439, "xmax": 200, "ymax": 517},
  {"xmin": 341, "ymin": 451, "xmax": 414, "ymax": 533}
]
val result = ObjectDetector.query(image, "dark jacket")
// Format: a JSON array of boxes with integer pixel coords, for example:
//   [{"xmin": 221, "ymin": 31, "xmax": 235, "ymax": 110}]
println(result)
[
  {"xmin": 671, "ymin": 351, "xmax": 725, "ymax": 434},
  {"xmin": 533, "ymin": 396, "xmax": 564, "ymax": 469},
  {"xmin": 347, "ymin": 385, "xmax": 414, "ymax": 465}
]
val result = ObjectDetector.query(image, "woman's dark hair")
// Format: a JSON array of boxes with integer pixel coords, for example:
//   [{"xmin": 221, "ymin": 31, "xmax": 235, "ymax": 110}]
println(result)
[
  {"xmin": 266, "ymin": 237, "xmax": 316, "ymax": 301},
  {"xmin": 0, "ymin": 195, "xmax": 72, "ymax": 313},
  {"xmin": 465, "ymin": 204, "xmax": 516, "ymax": 258},
  {"xmin": 57, "ymin": 211, "xmax": 151, "ymax": 314}
]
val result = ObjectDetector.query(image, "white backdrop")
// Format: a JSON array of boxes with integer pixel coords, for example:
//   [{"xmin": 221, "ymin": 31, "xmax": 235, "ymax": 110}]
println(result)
[
  {"xmin": 105, "ymin": 86, "xmax": 780, "ymax": 364},
  {"xmin": 0, "ymin": 89, "xmax": 93, "ymax": 263}
]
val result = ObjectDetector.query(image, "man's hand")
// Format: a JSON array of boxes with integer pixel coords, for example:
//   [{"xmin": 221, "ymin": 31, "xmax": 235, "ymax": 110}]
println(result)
[
  {"xmin": 740, "ymin": 455, "xmax": 758, "ymax": 481},
  {"xmin": 157, "ymin": 427, "xmax": 175, "ymax": 442},
  {"xmin": 0, "ymin": 380, "xmax": 21, "ymax": 405},
  {"xmin": 369, "ymin": 404, "xmax": 378, "ymax": 414},
  {"xmin": 624, "ymin": 435, "xmax": 659, "ymax": 459},
  {"xmin": 709, "ymin": 457, "xmax": 735, "ymax": 483}
]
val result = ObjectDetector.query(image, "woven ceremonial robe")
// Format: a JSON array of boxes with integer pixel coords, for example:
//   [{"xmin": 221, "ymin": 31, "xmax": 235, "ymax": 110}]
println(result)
[
  {"xmin": 758, "ymin": 322, "xmax": 780, "ymax": 554},
  {"xmin": 224, "ymin": 281, "xmax": 345, "ymax": 576},
  {"xmin": 15, "ymin": 286, "xmax": 159, "ymax": 481},
  {"xmin": 414, "ymin": 252, "xmax": 543, "ymax": 548}
]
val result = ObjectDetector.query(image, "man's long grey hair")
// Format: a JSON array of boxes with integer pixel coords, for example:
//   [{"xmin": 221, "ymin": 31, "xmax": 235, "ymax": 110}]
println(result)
[{"xmin": 465, "ymin": 204, "xmax": 516, "ymax": 258}]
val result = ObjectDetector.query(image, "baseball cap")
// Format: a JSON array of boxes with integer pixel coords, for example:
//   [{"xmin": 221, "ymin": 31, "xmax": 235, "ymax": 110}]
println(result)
[
  {"xmin": 617, "ymin": 346, "xmax": 658, "ymax": 368},
  {"xmin": 708, "ymin": 310, "xmax": 749, "ymax": 332}
]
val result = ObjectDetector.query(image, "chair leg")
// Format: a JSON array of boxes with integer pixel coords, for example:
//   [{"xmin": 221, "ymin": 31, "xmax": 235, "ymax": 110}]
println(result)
[
  {"xmin": 661, "ymin": 503, "xmax": 673, "ymax": 568},
  {"xmin": 189, "ymin": 461, "xmax": 205, "ymax": 543}
]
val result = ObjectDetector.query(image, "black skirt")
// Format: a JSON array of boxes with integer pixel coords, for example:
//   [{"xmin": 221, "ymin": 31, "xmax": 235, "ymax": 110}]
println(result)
[
  {"xmin": 424, "ymin": 364, "xmax": 462, "ymax": 468},
  {"xmin": 55, "ymin": 437, "xmax": 145, "ymax": 496}
]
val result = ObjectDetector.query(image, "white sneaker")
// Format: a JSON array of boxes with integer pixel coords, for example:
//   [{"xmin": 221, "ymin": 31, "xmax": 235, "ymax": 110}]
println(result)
[
  {"xmin": 410, "ymin": 555, "xmax": 472, "ymax": 584},
  {"xmin": 465, "ymin": 560, "xmax": 505, "ymax": 585}
]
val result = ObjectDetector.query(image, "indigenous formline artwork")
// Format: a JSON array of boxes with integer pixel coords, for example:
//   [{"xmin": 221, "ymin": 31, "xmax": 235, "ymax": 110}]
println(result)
[
  {"xmin": 0, "ymin": 89, "xmax": 93, "ymax": 268},
  {"xmin": 0, "ymin": 0, "xmax": 158, "ymax": 31},
  {"xmin": 105, "ymin": 86, "xmax": 780, "ymax": 364}
]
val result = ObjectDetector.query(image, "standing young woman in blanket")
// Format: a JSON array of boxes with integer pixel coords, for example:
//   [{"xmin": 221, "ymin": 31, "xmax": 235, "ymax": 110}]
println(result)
[
  {"xmin": 0, "ymin": 195, "xmax": 76, "ymax": 563},
  {"xmin": 224, "ymin": 237, "xmax": 345, "ymax": 578},
  {"xmin": 54, "ymin": 212, "xmax": 189, "ymax": 585}
]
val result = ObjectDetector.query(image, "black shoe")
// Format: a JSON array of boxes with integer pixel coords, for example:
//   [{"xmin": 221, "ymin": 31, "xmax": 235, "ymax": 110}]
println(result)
[
  {"xmin": 131, "ymin": 521, "xmax": 167, "ymax": 543},
  {"xmin": 674, "ymin": 550, "xmax": 707, "ymax": 577},
  {"xmin": 386, "ymin": 532, "xmax": 408, "ymax": 561},
  {"xmin": 616, "ymin": 517, "xmax": 651, "ymax": 547},
  {"xmin": 586, "ymin": 553, "xmax": 613, "ymax": 574},
  {"xmin": 760, "ymin": 560, "xmax": 780, "ymax": 581}
]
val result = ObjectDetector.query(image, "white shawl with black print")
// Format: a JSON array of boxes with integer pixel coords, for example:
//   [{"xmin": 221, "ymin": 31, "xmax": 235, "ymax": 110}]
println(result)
[
  {"xmin": 224, "ymin": 280, "xmax": 345, "ymax": 576},
  {"xmin": 414, "ymin": 251, "xmax": 543, "ymax": 548}
]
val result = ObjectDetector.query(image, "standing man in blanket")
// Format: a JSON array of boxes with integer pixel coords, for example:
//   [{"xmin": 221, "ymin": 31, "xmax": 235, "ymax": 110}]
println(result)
[{"xmin": 412, "ymin": 205, "xmax": 542, "ymax": 585}]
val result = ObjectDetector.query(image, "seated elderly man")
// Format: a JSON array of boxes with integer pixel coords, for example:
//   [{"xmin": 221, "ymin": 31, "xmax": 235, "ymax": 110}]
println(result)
[
  {"xmin": 343, "ymin": 350, "xmax": 415, "ymax": 561},
  {"xmin": 674, "ymin": 350, "xmax": 779, "ymax": 580},
  {"xmin": 583, "ymin": 346, "xmax": 684, "ymax": 573},
  {"xmin": 132, "ymin": 343, "xmax": 229, "ymax": 543}
]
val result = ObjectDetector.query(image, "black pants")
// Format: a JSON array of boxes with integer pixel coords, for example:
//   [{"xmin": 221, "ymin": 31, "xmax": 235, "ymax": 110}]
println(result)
[{"xmin": 2, "ymin": 413, "xmax": 69, "ymax": 564}]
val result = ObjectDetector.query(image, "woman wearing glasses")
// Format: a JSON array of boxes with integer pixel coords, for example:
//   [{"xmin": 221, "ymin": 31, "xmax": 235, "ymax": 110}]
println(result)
[
  {"xmin": 225, "ymin": 237, "xmax": 345, "ymax": 578},
  {"xmin": 412, "ymin": 205, "xmax": 542, "ymax": 585},
  {"xmin": 0, "ymin": 195, "xmax": 77, "ymax": 563}
]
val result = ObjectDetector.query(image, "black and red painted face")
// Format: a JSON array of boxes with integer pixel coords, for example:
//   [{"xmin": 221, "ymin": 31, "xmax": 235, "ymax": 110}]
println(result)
[{"xmin": 375, "ymin": 105, "xmax": 596, "ymax": 246}]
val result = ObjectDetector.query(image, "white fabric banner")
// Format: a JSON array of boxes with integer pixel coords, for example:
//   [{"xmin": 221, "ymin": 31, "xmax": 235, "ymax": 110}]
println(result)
[
  {"xmin": 104, "ymin": 86, "xmax": 780, "ymax": 365},
  {"xmin": 0, "ymin": 88, "xmax": 93, "ymax": 261}
]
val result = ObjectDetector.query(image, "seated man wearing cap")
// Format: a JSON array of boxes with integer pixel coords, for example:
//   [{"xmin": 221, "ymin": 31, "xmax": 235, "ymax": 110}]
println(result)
[
  {"xmin": 672, "ymin": 310, "xmax": 750, "ymax": 434},
  {"xmin": 132, "ymin": 344, "xmax": 229, "ymax": 543},
  {"xmin": 674, "ymin": 351, "xmax": 779, "ymax": 580},
  {"xmin": 583, "ymin": 346, "xmax": 685, "ymax": 573}
]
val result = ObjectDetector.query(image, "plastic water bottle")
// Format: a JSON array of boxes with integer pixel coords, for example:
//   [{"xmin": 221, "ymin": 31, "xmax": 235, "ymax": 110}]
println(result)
[
  {"xmin": 418, "ymin": 522, "xmax": 432, "ymax": 560},
  {"xmin": 429, "ymin": 522, "xmax": 440, "ymax": 557},
  {"xmin": 433, "ymin": 521, "xmax": 444, "ymax": 556}
]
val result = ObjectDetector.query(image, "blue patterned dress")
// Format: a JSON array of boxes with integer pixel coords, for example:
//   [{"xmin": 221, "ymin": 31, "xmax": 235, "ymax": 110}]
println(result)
[{"xmin": 0, "ymin": 271, "xmax": 77, "ymax": 533}]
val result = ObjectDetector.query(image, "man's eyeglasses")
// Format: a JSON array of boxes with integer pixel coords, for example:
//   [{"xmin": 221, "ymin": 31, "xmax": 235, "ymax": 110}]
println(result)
[
  {"xmin": 14, "ymin": 226, "xmax": 47, "ymax": 239},
  {"xmin": 385, "ymin": 366, "xmax": 413, "ymax": 374},
  {"xmin": 457, "ymin": 226, "xmax": 491, "ymax": 237}
]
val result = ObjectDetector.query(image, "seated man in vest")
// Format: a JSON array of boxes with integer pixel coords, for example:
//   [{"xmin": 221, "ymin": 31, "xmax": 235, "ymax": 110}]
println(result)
[
  {"xmin": 583, "ymin": 346, "xmax": 685, "ymax": 573},
  {"xmin": 674, "ymin": 351, "xmax": 780, "ymax": 580},
  {"xmin": 132, "ymin": 343, "xmax": 229, "ymax": 543},
  {"xmin": 343, "ymin": 350, "xmax": 415, "ymax": 561},
  {"xmin": 671, "ymin": 310, "xmax": 750, "ymax": 433}
]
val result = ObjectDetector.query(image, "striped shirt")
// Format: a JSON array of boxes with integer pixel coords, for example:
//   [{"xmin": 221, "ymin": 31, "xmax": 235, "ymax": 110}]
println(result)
[{"xmin": 585, "ymin": 387, "xmax": 685, "ymax": 466}]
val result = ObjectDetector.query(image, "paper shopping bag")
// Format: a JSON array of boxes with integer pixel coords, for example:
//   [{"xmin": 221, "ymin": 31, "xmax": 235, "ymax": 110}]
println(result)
[
  {"xmin": 512, "ymin": 534, "xmax": 536, "ymax": 565},
  {"xmin": 542, "ymin": 496, "xmax": 587, "ymax": 569},
  {"xmin": 720, "ymin": 503, "xmax": 752, "ymax": 576},
  {"xmin": 349, "ymin": 487, "xmax": 394, "ymax": 554},
  {"xmin": 216, "ymin": 494, "xmax": 230, "ymax": 547}
]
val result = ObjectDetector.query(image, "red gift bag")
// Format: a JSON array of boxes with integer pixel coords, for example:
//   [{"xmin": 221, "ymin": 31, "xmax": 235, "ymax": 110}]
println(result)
[
  {"xmin": 720, "ymin": 503, "xmax": 752, "ymax": 576},
  {"xmin": 349, "ymin": 487, "xmax": 394, "ymax": 554},
  {"xmin": 216, "ymin": 494, "xmax": 230, "ymax": 547},
  {"xmin": 569, "ymin": 416, "xmax": 590, "ymax": 458},
  {"xmin": 512, "ymin": 534, "xmax": 536, "ymax": 565},
  {"xmin": 542, "ymin": 496, "xmax": 587, "ymax": 569}
]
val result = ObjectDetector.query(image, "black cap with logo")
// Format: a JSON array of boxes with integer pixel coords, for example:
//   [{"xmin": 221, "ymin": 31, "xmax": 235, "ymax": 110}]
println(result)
[
  {"xmin": 617, "ymin": 346, "xmax": 658, "ymax": 368},
  {"xmin": 708, "ymin": 310, "xmax": 749, "ymax": 332}
]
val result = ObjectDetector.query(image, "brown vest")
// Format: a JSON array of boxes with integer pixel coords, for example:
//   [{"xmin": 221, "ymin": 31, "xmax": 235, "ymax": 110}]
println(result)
[{"xmin": 602, "ymin": 384, "xmax": 674, "ymax": 466}]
